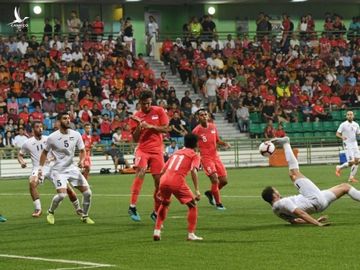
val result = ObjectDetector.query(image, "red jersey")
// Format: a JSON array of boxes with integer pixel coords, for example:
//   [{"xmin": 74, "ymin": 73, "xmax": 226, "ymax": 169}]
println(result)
[
  {"xmin": 82, "ymin": 133, "xmax": 94, "ymax": 152},
  {"xmin": 192, "ymin": 122, "xmax": 220, "ymax": 158},
  {"xmin": 129, "ymin": 106, "xmax": 169, "ymax": 153},
  {"xmin": 161, "ymin": 148, "xmax": 200, "ymax": 186}
]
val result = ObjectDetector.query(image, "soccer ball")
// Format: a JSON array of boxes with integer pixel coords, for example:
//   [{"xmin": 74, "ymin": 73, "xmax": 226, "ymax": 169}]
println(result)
[{"xmin": 259, "ymin": 141, "xmax": 275, "ymax": 157}]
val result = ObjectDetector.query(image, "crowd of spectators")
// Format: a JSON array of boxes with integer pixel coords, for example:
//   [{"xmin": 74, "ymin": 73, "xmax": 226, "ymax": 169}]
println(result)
[{"xmin": 162, "ymin": 13, "xmax": 359, "ymax": 137}]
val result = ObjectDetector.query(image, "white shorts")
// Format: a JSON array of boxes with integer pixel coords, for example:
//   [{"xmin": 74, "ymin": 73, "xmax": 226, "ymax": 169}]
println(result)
[
  {"xmin": 31, "ymin": 166, "xmax": 51, "ymax": 183},
  {"xmin": 51, "ymin": 168, "xmax": 89, "ymax": 190},
  {"xmin": 345, "ymin": 145, "xmax": 360, "ymax": 161},
  {"xmin": 294, "ymin": 178, "xmax": 337, "ymax": 212}
]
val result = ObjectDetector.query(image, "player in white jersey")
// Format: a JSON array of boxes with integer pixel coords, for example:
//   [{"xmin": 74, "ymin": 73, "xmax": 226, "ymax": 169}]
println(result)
[
  {"xmin": 18, "ymin": 121, "xmax": 82, "ymax": 217},
  {"xmin": 261, "ymin": 137, "xmax": 360, "ymax": 226},
  {"xmin": 335, "ymin": 111, "xmax": 360, "ymax": 182},
  {"xmin": 39, "ymin": 113, "xmax": 94, "ymax": 225}
]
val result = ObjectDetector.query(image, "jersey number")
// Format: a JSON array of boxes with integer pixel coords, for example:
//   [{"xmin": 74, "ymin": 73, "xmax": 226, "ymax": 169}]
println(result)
[
  {"xmin": 56, "ymin": 180, "xmax": 62, "ymax": 187},
  {"xmin": 64, "ymin": 140, "xmax": 69, "ymax": 148},
  {"xmin": 36, "ymin": 145, "xmax": 43, "ymax": 151},
  {"xmin": 201, "ymin": 135, "xmax": 207, "ymax": 142},
  {"xmin": 168, "ymin": 155, "xmax": 185, "ymax": 171}
]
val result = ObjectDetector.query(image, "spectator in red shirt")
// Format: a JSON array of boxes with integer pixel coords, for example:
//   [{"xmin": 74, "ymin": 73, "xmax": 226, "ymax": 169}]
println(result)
[
  {"xmin": 312, "ymin": 100, "xmax": 330, "ymax": 121},
  {"xmin": 264, "ymin": 120, "xmax": 276, "ymax": 139},
  {"xmin": 79, "ymin": 105, "xmax": 93, "ymax": 124},
  {"xmin": 274, "ymin": 123, "xmax": 286, "ymax": 138},
  {"xmin": 18, "ymin": 106, "xmax": 30, "ymax": 124},
  {"xmin": 179, "ymin": 54, "xmax": 192, "ymax": 84},
  {"xmin": 92, "ymin": 15, "xmax": 104, "ymax": 41},
  {"xmin": 161, "ymin": 38, "xmax": 173, "ymax": 65},
  {"xmin": 30, "ymin": 105, "xmax": 44, "ymax": 123},
  {"xmin": 100, "ymin": 113, "xmax": 112, "ymax": 140},
  {"xmin": 121, "ymin": 123, "xmax": 133, "ymax": 142},
  {"xmin": 0, "ymin": 107, "xmax": 8, "ymax": 129}
]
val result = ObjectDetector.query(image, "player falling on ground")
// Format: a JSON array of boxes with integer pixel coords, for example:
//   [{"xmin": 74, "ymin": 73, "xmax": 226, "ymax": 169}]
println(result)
[
  {"xmin": 18, "ymin": 121, "xmax": 82, "ymax": 217},
  {"xmin": 192, "ymin": 109, "xmax": 230, "ymax": 210},
  {"xmin": 154, "ymin": 134, "xmax": 202, "ymax": 241},
  {"xmin": 39, "ymin": 113, "xmax": 94, "ymax": 225},
  {"xmin": 262, "ymin": 136, "xmax": 360, "ymax": 226},
  {"xmin": 81, "ymin": 123, "xmax": 95, "ymax": 180},
  {"xmin": 335, "ymin": 111, "xmax": 360, "ymax": 183},
  {"xmin": 128, "ymin": 90, "xmax": 169, "ymax": 222}
]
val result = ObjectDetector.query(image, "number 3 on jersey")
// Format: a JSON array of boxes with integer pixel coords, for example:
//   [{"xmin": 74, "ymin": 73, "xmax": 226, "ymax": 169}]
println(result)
[{"xmin": 168, "ymin": 155, "xmax": 185, "ymax": 171}]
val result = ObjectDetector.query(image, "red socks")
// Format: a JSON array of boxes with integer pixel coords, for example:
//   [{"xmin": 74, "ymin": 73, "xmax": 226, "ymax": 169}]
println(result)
[
  {"xmin": 211, "ymin": 183, "xmax": 221, "ymax": 204},
  {"xmin": 187, "ymin": 207, "xmax": 198, "ymax": 233},
  {"xmin": 153, "ymin": 187, "xmax": 161, "ymax": 212},
  {"xmin": 155, "ymin": 204, "xmax": 168, "ymax": 230},
  {"xmin": 130, "ymin": 177, "xmax": 144, "ymax": 205}
]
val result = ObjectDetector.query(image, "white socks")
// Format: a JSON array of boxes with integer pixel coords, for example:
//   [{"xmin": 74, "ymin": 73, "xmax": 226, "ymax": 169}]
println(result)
[
  {"xmin": 339, "ymin": 162, "xmax": 349, "ymax": 170},
  {"xmin": 49, "ymin": 193, "xmax": 67, "ymax": 213},
  {"xmin": 72, "ymin": 199, "xmax": 81, "ymax": 211},
  {"xmin": 348, "ymin": 187, "xmax": 360, "ymax": 201},
  {"xmin": 350, "ymin": 165, "xmax": 358, "ymax": 178},
  {"xmin": 33, "ymin": 199, "xmax": 41, "ymax": 210},
  {"xmin": 283, "ymin": 143, "xmax": 299, "ymax": 170},
  {"xmin": 82, "ymin": 189, "xmax": 92, "ymax": 216}
]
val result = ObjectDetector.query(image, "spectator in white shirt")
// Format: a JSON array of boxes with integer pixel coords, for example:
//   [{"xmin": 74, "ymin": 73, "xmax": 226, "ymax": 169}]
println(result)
[
  {"xmin": 61, "ymin": 47, "xmax": 73, "ymax": 62},
  {"xmin": 13, "ymin": 128, "xmax": 28, "ymax": 148},
  {"xmin": 112, "ymin": 128, "xmax": 122, "ymax": 145},
  {"xmin": 17, "ymin": 35, "xmax": 28, "ymax": 56}
]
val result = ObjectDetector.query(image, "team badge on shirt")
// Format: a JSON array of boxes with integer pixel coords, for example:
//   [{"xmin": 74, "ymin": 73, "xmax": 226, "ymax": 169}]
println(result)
[{"xmin": 151, "ymin": 115, "xmax": 159, "ymax": 120}]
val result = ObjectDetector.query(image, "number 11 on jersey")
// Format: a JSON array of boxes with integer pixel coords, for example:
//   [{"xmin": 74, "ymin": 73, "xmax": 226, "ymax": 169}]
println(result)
[{"xmin": 168, "ymin": 155, "xmax": 185, "ymax": 171}]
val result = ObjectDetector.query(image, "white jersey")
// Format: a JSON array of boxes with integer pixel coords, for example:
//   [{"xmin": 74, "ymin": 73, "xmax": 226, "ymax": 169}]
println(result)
[
  {"xmin": 337, "ymin": 120, "xmax": 360, "ymax": 147},
  {"xmin": 272, "ymin": 195, "xmax": 318, "ymax": 222},
  {"xmin": 20, "ymin": 136, "xmax": 49, "ymax": 168},
  {"xmin": 45, "ymin": 129, "xmax": 84, "ymax": 172}
]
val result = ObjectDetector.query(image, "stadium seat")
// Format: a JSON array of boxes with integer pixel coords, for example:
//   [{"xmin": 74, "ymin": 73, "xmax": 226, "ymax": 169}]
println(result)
[
  {"xmin": 322, "ymin": 121, "xmax": 333, "ymax": 131},
  {"xmin": 303, "ymin": 132, "xmax": 314, "ymax": 138},
  {"xmin": 290, "ymin": 122, "xmax": 302, "ymax": 133},
  {"xmin": 17, "ymin": 97, "xmax": 30, "ymax": 107},
  {"xmin": 312, "ymin": 122, "xmax": 323, "ymax": 132},
  {"xmin": 291, "ymin": 132, "xmax": 304, "ymax": 138},
  {"xmin": 302, "ymin": 122, "xmax": 313, "ymax": 132},
  {"xmin": 43, "ymin": 118, "xmax": 52, "ymax": 130},
  {"xmin": 332, "ymin": 121, "xmax": 341, "ymax": 131},
  {"xmin": 43, "ymin": 130, "xmax": 51, "ymax": 136},
  {"xmin": 249, "ymin": 123, "xmax": 261, "ymax": 135},
  {"xmin": 330, "ymin": 110, "xmax": 343, "ymax": 121},
  {"xmin": 249, "ymin": 112, "xmax": 261, "ymax": 123}
]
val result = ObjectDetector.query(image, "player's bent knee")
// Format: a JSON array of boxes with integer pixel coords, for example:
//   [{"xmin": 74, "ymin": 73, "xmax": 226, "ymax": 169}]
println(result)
[
  {"xmin": 82, "ymin": 189, "xmax": 92, "ymax": 198},
  {"xmin": 341, "ymin": 183, "xmax": 352, "ymax": 191},
  {"xmin": 57, "ymin": 193, "xmax": 67, "ymax": 201},
  {"xmin": 161, "ymin": 200, "xmax": 171, "ymax": 206},
  {"xmin": 186, "ymin": 200, "xmax": 197, "ymax": 208}
]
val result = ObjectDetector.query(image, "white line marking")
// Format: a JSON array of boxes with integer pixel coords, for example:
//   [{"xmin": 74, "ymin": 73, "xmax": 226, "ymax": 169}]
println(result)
[
  {"xmin": 0, "ymin": 254, "xmax": 115, "ymax": 270},
  {"xmin": 0, "ymin": 193, "xmax": 258, "ymax": 198}
]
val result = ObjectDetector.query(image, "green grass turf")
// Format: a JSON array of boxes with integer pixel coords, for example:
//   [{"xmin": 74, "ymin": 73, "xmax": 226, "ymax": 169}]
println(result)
[{"xmin": 0, "ymin": 165, "xmax": 359, "ymax": 270}]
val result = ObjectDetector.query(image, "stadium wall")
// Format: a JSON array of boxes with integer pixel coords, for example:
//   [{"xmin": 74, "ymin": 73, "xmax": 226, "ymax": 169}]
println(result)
[{"xmin": 0, "ymin": 146, "xmax": 342, "ymax": 178}]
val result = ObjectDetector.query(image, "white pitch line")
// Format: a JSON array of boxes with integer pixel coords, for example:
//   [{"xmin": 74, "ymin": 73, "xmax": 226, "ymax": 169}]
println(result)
[
  {"xmin": 0, "ymin": 254, "xmax": 115, "ymax": 270},
  {"xmin": 0, "ymin": 193, "xmax": 258, "ymax": 198},
  {"xmin": 48, "ymin": 266, "xmax": 104, "ymax": 270}
]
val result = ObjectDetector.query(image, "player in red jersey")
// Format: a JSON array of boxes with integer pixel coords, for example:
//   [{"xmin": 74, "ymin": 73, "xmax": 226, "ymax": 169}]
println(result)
[
  {"xmin": 192, "ymin": 109, "xmax": 230, "ymax": 210},
  {"xmin": 153, "ymin": 133, "xmax": 202, "ymax": 241},
  {"xmin": 81, "ymin": 123, "xmax": 95, "ymax": 180},
  {"xmin": 128, "ymin": 90, "xmax": 169, "ymax": 222}
]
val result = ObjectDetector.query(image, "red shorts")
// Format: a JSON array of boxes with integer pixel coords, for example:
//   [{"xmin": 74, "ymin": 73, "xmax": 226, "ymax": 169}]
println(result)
[
  {"xmin": 134, "ymin": 149, "xmax": 164, "ymax": 175},
  {"xmin": 159, "ymin": 183, "xmax": 194, "ymax": 204},
  {"xmin": 201, "ymin": 157, "xmax": 227, "ymax": 177},
  {"xmin": 84, "ymin": 154, "xmax": 92, "ymax": 168}
]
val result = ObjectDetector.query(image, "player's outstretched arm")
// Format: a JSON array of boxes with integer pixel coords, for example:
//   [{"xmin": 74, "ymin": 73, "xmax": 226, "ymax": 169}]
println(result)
[
  {"xmin": 78, "ymin": 149, "xmax": 86, "ymax": 168},
  {"xmin": 292, "ymin": 208, "xmax": 330, "ymax": 226}
]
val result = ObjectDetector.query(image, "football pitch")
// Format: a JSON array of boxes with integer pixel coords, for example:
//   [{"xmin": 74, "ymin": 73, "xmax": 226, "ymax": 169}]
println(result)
[{"xmin": 0, "ymin": 165, "xmax": 359, "ymax": 270}]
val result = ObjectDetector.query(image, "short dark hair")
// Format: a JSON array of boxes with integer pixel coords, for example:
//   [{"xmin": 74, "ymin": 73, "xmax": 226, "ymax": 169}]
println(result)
[
  {"xmin": 262, "ymin": 186, "xmax": 275, "ymax": 204},
  {"xmin": 31, "ymin": 120, "xmax": 42, "ymax": 128},
  {"xmin": 57, "ymin": 112, "xmax": 70, "ymax": 120},
  {"xmin": 84, "ymin": 123, "xmax": 91, "ymax": 128},
  {"xmin": 139, "ymin": 90, "xmax": 153, "ymax": 101},
  {"xmin": 184, "ymin": 133, "xmax": 198, "ymax": 149},
  {"xmin": 196, "ymin": 108, "xmax": 207, "ymax": 116}
]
